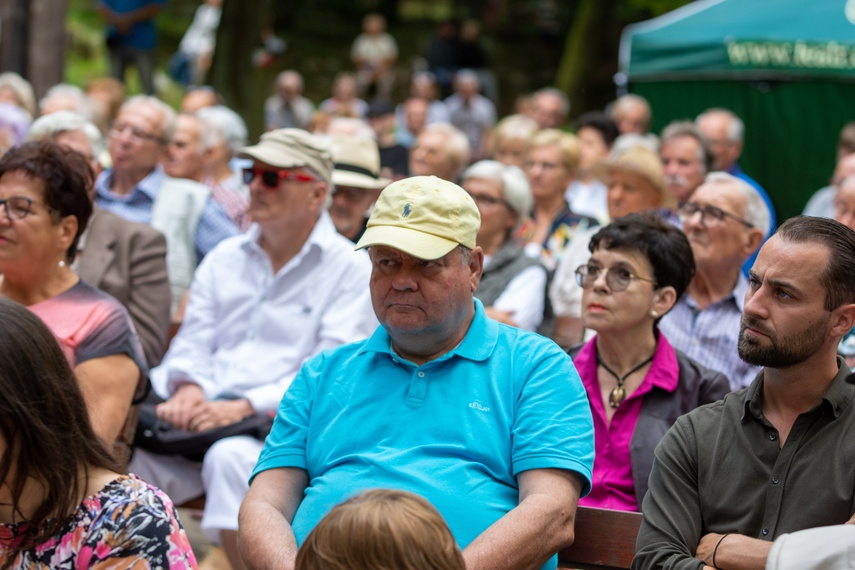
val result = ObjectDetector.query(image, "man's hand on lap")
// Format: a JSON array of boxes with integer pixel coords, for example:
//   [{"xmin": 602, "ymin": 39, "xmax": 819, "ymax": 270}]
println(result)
[
  {"xmin": 187, "ymin": 398, "xmax": 255, "ymax": 432},
  {"xmin": 156, "ymin": 383, "xmax": 206, "ymax": 430}
]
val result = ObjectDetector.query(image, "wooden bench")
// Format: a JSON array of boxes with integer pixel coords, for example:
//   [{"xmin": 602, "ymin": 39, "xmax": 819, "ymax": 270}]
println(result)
[{"xmin": 558, "ymin": 506, "xmax": 643, "ymax": 570}]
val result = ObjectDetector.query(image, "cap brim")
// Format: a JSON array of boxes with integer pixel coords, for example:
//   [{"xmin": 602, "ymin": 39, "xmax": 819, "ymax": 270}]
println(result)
[
  {"xmin": 355, "ymin": 225, "xmax": 459, "ymax": 260},
  {"xmin": 332, "ymin": 170, "xmax": 391, "ymax": 190},
  {"xmin": 238, "ymin": 145, "xmax": 306, "ymax": 169}
]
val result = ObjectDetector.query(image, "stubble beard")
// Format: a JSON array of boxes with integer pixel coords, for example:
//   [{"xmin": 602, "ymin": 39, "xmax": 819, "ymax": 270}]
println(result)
[{"xmin": 738, "ymin": 314, "xmax": 829, "ymax": 369}]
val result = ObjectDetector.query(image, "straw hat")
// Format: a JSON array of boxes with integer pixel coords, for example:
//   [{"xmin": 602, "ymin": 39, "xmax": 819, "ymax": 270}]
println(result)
[
  {"xmin": 592, "ymin": 145, "xmax": 676, "ymax": 210},
  {"xmin": 330, "ymin": 136, "xmax": 390, "ymax": 190}
]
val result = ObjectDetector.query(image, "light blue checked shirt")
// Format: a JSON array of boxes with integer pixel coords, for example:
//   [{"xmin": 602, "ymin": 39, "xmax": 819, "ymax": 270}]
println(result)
[
  {"xmin": 658, "ymin": 273, "xmax": 760, "ymax": 391},
  {"xmin": 95, "ymin": 166, "xmax": 238, "ymax": 264}
]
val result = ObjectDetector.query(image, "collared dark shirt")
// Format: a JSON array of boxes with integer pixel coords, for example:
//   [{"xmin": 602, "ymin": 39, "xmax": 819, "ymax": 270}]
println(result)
[{"xmin": 633, "ymin": 357, "xmax": 855, "ymax": 570}]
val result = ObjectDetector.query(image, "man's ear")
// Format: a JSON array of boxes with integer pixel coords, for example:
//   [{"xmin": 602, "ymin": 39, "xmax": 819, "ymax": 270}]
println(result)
[
  {"xmin": 469, "ymin": 246, "xmax": 484, "ymax": 292},
  {"xmin": 743, "ymin": 227, "xmax": 765, "ymax": 258},
  {"xmin": 829, "ymin": 303, "xmax": 855, "ymax": 339}
]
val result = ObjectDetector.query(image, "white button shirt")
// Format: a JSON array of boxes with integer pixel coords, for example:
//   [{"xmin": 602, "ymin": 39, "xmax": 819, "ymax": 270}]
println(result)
[{"xmin": 150, "ymin": 211, "xmax": 378, "ymax": 412}]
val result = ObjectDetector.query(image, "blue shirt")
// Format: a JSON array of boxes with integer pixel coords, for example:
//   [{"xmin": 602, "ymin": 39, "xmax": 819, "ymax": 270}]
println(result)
[
  {"xmin": 95, "ymin": 167, "xmax": 238, "ymax": 263},
  {"xmin": 100, "ymin": 0, "xmax": 166, "ymax": 50},
  {"xmin": 658, "ymin": 273, "xmax": 761, "ymax": 391},
  {"xmin": 253, "ymin": 299, "xmax": 594, "ymax": 569},
  {"xmin": 728, "ymin": 164, "xmax": 776, "ymax": 277}
]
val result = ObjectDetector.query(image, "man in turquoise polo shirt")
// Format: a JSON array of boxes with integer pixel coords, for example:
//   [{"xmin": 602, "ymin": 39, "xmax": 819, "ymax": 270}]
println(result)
[{"xmin": 239, "ymin": 175, "xmax": 595, "ymax": 570}]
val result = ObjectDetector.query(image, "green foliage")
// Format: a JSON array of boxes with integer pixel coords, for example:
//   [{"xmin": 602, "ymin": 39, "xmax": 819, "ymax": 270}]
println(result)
[{"xmin": 619, "ymin": 0, "xmax": 693, "ymax": 19}]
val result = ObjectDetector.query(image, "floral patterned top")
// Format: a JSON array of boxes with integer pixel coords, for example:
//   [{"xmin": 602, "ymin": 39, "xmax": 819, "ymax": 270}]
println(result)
[
  {"xmin": 0, "ymin": 475, "xmax": 197, "ymax": 569},
  {"xmin": 515, "ymin": 202, "xmax": 599, "ymax": 272}
]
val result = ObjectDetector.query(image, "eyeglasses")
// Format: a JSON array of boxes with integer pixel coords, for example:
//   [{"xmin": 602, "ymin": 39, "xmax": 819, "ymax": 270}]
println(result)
[
  {"xmin": 468, "ymin": 193, "xmax": 510, "ymax": 209},
  {"xmin": 575, "ymin": 264, "xmax": 656, "ymax": 292},
  {"xmin": 0, "ymin": 196, "xmax": 34, "ymax": 220},
  {"xmin": 110, "ymin": 123, "xmax": 166, "ymax": 145},
  {"xmin": 242, "ymin": 168, "xmax": 318, "ymax": 189},
  {"xmin": 678, "ymin": 202, "xmax": 754, "ymax": 228}
]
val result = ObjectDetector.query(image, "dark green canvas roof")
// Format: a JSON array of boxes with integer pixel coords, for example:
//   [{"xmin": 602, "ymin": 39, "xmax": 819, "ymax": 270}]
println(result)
[{"xmin": 621, "ymin": 0, "xmax": 855, "ymax": 81}]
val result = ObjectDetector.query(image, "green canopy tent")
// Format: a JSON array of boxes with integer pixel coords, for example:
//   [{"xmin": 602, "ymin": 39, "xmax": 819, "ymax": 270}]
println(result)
[{"xmin": 620, "ymin": 0, "xmax": 855, "ymax": 220}]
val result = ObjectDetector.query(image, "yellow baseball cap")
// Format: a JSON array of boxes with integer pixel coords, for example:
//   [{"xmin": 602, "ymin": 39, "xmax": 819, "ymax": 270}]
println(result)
[{"xmin": 355, "ymin": 175, "xmax": 481, "ymax": 260}]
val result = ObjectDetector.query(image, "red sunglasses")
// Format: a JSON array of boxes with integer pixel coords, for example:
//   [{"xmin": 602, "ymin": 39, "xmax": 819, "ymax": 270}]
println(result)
[{"xmin": 242, "ymin": 168, "xmax": 318, "ymax": 189}]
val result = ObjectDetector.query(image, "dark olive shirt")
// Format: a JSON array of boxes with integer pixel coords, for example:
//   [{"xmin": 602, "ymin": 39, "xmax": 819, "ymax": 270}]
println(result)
[{"xmin": 632, "ymin": 357, "xmax": 855, "ymax": 570}]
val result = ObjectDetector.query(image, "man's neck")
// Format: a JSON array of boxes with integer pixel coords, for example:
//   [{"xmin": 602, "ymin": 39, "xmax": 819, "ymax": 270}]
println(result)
[
  {"xmin": 257, "ymin": 214, "xmax": 320, "ymax": 274},
  {"xmin": 391, "ymin": 307, "xmax": 476, "ymax": 367},
  {"xmin": 687, "ymin": 265, "xmax": 741, "ymax": 309},
  {"xmin": 110, "ymin": 167, "xmax": 154, "ymax": 196},
  {"xmin": 761, "ymin": 348, "xmax": 841, "ymax": 445}
]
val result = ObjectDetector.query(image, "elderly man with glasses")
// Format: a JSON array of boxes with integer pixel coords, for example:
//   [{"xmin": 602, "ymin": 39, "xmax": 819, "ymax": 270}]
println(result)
[
  {"xmin": 129, "ymin": 128, "xmax": 377, "ymax": 570},
  {"xmin": 95, "ymin": 95, "xmax": 238, "ymax": 317},
  {"xmin": 658, "ymin": 172, "xmax": 769, "ymax": 390}
]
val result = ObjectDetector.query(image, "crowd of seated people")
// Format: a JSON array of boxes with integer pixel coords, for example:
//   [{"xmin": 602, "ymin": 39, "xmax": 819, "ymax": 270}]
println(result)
[{"xmin": 2, "ymin": 38, "xmax": 855, "ymax": 570}]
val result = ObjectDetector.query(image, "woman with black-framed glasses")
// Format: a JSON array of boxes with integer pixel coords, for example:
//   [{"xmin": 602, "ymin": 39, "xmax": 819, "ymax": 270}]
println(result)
[
  {"xmin": 568, "ymin": 212, "xmax": 730, "ymax": 512},
  {"xmin": 0, "ymin": 141, "xmax": 147, "ymax": 464}
]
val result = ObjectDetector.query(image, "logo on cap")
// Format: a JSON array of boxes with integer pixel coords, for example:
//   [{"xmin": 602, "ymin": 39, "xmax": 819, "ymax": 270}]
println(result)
[{"xmin": 402, "ymin": 203, "xmax": 412, "ymax": 218}]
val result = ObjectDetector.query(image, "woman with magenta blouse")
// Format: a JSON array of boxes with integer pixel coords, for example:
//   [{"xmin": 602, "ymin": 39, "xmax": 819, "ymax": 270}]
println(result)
[{"xmin": 569, "ymin": 212, "xmax": 730, "ymax": 511}]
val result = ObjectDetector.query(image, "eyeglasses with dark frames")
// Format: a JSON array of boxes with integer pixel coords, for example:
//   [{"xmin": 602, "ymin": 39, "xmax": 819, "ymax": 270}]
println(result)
[
  {"xmin": 0, "ymin": 196, "xmax": 34, "ymax": 220},
  {"xmin": 468, "ymin": 193, "xmax": 511, "ymax": 209},
  {"xmin": 678, "ymin": 202, "xmax": 754, "ymax": 228},
  {"xmin": 575, "ymin": 264, "xmax": 657, "ymax": 292},
  {"xmin": 242, "ymin": 168, "xmax": 319, "ymax": 189}
]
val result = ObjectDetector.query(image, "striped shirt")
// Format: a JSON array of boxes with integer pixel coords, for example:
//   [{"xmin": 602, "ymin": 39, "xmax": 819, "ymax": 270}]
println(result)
[
  {"xmin": 658, "ymin": 273, "xmax": 760, "ymax": 391},
  {"xmin": 95, "ymin": 166, "xmax": 238, "ymax": 263}
]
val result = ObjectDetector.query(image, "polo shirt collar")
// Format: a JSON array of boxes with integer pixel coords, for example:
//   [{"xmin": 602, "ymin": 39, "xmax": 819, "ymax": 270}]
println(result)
[
  {"xmin": 362, "ymin": 298, "xmax": 497, "ymax": 365},
  {"xmin": 743, "ymin": 356, "xmax": 853, "ymax": 421}
]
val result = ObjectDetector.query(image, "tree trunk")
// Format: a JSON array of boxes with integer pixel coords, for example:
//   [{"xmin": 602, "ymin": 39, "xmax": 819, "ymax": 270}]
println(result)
[
  {"xmin": 554, "ymin": 0, "xmax": 609, "ymax": 117},
  {"xmin": 209, "ymin": 0, "xmax": 271, "ymax": 141},
  {"xmin": 28, "ymin": 0, "xmax": 70, "ymax": 99},
  {"xmin": 0, "ymin": 0, "xmax": 30, "ymax": 76}
]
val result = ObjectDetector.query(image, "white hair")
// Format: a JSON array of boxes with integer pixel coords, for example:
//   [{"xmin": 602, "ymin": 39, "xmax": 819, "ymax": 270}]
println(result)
[
  {"xmin": 327, "ymin": 117, "xmax": 376, "ymax": 141},
  {"xmin": 611, "ymin": 94, "xmax": 652, "ymax": 129},
  {"xmin": 196, "ymin": 105, "xmax": 248, "ymax": 155},
  {"xmin": 121, "ymin": 95, "xmax": 177, "ymax": 141},
  {"xmin": 534, "ymin": 87, "xmax": 570, "ymax": 116},
  {"xmin": 420, "ymin": 123, "xmax": 471, "ymax": 180},
  {"xmin": 176, "ymin": 112, "xmax": 215, "ymax": 155},
  {"xmin": 25, "ymin": 110, "xmax": 104, "ymax": 157},
  {"xmin": 0, "ymin": 72, "xmax": 36, "ymax": 116},
  {"xmin": 462, "ymin": 160, "xmax": 532, "ymax": 216},
  {"xmin": 696, "ymin": 108, "xmax": 744, "ymax": 143},
  {"xmin": 610, "ymin": 133, "xmax": 659, "ymax": 158},
  {"xmin": 40, "ymin": 83, "xmax": 92, "ymax": 120},
  {"xmin": 703, "ymin": 172, "xmax": 770, "ymax": 235}
]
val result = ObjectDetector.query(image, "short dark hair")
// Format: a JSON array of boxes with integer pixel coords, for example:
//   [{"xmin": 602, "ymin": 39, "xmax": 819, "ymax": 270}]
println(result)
[
  {"xmin": 775, "ymin": 216, "xmax": 855, "ymax": 311},
  {"xmin": 575, "ymin": 112, "xmax": 619, "ymax": 147},
  {"xmin": 0, "ymin": 140, "xmax": 93, "ymax": 263},
  {"xmin": 589, "ymin": 211, "xmax": 696, "ymax": 301},
  {"xmin": 0, "ymin": 298, "xmax": 118, "ymax": 564}
]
